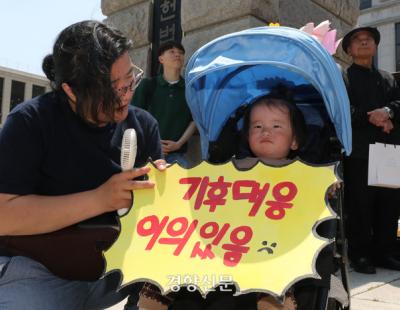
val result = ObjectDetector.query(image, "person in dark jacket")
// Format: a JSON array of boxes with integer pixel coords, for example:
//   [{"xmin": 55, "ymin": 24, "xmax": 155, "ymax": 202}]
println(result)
[{"xmin": 342, "ymin": 26, "xmax": 400, "ymax": 274}]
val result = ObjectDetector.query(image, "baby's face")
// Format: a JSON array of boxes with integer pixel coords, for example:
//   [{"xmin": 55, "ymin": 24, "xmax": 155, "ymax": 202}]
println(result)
[{"xmin": 248, "ymin": 104, "xmax": 298, "ymax": 160}]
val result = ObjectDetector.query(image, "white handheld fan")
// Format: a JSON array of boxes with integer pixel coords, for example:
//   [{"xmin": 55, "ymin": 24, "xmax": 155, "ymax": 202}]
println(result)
[{"xmin": 118, "ymin": 128, "xmax": 137, "ymax": 216}]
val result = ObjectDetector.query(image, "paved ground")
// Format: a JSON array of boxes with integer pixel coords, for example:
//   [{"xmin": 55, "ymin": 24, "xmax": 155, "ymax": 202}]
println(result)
[
  {"xmin": 107, "ymin": 266, "xmax": 400, "ymax": 309},
  {"xmin": 349, "ymin": 266, "xmax": 400, "ymax": 309}
]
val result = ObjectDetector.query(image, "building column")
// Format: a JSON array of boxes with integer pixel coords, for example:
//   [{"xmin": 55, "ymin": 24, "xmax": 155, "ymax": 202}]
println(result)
[
  {"xmin": 24, "ymin": 81, "xmax": 33, "ymax": 101},
  {"xmin": 1, "ymin": 77, "xmax": 11, "ymax": 124},
  {"xmin": 377, "ymin": 23, "xmax": 396, "ymax": 72},
  {"xmin": 102, "ymin": 0, "xmax": 153, "ymax": 75}
]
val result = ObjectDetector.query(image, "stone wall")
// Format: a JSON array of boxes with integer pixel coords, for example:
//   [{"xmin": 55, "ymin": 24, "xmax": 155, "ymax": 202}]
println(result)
[
  {"xmin": 102, "ymin": 0, "xmax": 153, "ymax": 74},
  {"xmin": 295, "ymin": 0, "xmax": 358, "ymax": 64},
  {"xmin": 102, "ymin": 0, "xmax": 359, "ymax": 72}
]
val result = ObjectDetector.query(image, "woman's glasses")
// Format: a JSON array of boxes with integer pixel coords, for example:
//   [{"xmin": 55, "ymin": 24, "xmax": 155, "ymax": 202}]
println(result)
[{"xmin": 115, "ymin": 64, "xmax": 144, "ymax": 97}]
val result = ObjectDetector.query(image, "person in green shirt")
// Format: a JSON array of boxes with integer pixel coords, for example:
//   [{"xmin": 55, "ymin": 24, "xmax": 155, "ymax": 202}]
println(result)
[{"xmin": 132, "ymin": 41, "xmax": 196, "ymax": 168}]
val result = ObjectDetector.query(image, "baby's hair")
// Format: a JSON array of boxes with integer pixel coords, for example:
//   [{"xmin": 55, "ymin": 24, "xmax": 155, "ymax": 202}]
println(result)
[{"xmin": 242, "ymin": 84, "xmax": 307, "ymax": 158}]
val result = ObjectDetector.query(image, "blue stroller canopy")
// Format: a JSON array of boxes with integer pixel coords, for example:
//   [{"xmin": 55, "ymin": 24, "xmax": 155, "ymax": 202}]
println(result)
[{"xmin": 185, "ymin": 26, "xmax": 352, "ymax": 159}]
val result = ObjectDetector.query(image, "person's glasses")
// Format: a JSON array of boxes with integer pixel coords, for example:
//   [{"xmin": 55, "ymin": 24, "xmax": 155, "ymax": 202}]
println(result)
[{"xmin": 115, "ymin": 64, "xmax": 144, "ymax": 97}]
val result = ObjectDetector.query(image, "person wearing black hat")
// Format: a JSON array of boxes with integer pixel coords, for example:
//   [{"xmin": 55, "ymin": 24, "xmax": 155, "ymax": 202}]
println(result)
[{"xmin": 342, "ymin": 26, "xmax": 400, "ymax": 274}]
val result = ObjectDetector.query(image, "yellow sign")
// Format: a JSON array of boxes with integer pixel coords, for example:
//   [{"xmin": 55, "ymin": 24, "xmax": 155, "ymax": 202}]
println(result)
[{"xmin": 105, "ymin": 160, "xmax": 336, "ymax": 296}]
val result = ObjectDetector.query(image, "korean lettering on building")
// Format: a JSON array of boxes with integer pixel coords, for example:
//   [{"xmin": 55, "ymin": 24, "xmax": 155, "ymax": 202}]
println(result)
[{"xmin": 152, "ymin": 0, "xmax": 182, "ymax": 75}]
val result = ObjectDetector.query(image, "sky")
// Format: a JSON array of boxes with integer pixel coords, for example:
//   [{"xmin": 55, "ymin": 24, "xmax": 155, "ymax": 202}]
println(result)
[{"xmin": 0, "ymin": 0, "xmax": 105, "ymax": 76}]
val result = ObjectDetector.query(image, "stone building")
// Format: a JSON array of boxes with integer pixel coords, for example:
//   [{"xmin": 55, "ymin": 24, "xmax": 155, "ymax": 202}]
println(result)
[
  {"xmin": 101, "ymin": 0, "xmax": 359, "ymax": 164},
  {"xmin": 101, "ymin": 0, "xmax": 360, "ymax": 75},
  {"xmin": 0, "ymin": 66, "xmax": 50, "ymax": 127},
  {"xmin": 358, "ymin": 0, "xmax": 400, "ymax": 73}
]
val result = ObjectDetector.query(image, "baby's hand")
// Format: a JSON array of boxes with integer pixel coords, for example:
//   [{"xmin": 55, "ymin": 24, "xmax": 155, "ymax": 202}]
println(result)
[{"xmin": 327, "ymin": 181, "xmax": 342, "ymax": 198}]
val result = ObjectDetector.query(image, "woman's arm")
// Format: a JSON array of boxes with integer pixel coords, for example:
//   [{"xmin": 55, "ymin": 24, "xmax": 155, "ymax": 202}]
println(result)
[{"xmin": 0, "ymin": 167, "xmax": 154, "ymax": 236}]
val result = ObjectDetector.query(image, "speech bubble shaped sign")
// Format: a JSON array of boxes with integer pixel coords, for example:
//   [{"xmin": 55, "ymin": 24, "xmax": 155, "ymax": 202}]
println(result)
[{"xmin": 104, "ymin": 160, "xmax": 336, "ymax": 296}]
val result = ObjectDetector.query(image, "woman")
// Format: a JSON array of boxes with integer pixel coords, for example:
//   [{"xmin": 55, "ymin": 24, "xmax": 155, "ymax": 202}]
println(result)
[{"xmin": 0, "ymin": 20, "xmax": 165, "ymax": 309}]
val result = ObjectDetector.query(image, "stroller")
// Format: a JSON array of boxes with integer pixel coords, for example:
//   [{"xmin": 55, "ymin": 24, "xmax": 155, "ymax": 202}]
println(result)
[{"xmin": 185, "ymin": 26, "xmax": 352, "ymax": 309}]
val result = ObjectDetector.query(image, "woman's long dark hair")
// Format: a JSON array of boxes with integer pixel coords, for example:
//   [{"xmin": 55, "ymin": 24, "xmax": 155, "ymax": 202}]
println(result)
[{"xmin": 42, "ymin": 20, "xmax": 133, "ymax": 124}]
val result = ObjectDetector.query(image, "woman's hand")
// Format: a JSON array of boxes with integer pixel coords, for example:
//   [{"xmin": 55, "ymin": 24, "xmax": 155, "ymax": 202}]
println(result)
[
  {"xmin": 95, "ymin": 166, "xmax": 155, "ymax": 213},
  {"xmin": 153, "ymin": 159, "xmax": 168, "ymax": 170},
  {"xmin": 95, "ymin": 160, "xmax": 167, "ymax": 213}
]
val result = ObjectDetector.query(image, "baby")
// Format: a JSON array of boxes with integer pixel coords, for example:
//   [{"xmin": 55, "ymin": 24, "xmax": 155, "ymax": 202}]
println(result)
[
  {"xmin": 236, "ymin": 85, "xmax": 307, "ymax": 310},
  {"xmin": 239, "ymin": 85, "xmax": 340, "ymax": 310}
]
